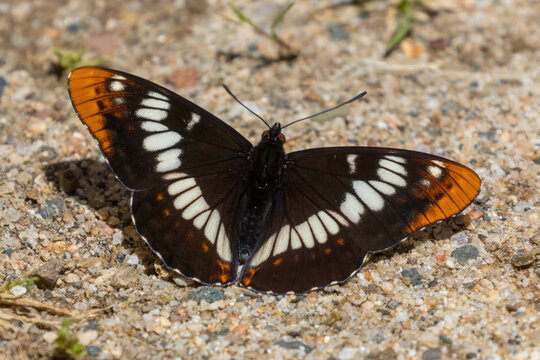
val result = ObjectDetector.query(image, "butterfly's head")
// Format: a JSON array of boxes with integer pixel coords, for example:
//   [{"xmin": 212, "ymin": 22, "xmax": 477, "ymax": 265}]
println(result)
[{"xmin": 262, "ymin": 123, "xmax": 286, "ymax": 144}]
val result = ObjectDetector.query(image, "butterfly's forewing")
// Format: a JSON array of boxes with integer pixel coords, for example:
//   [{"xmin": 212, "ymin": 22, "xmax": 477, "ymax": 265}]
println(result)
[
  {"xmin": 68, "ymin": 67, "xmax": 251, "ymax": 190},
  {"xmin": 241, "ymin": 147, "xmax": 481, "ymax": 293},
  {"xmin": 68, "ymin": 66, "xmax": 252, "ymax": 284}
]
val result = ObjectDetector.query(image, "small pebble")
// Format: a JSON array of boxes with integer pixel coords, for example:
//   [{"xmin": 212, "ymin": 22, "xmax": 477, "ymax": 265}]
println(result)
[
  {"xmin": 422, "ymin": 348, "xmax": 442, "ymax": 360},
  {"xmin": 188, "ymin": 286, "xmax": 225, "ymax": 304},
  {"xmin": 77, "ymin": 330, "xmax": 98, "ymax": 346},
  {"xmin": 64, "ymin": 273, "xmax": 80, "ymax": 284},
  {"xmin": 9, "ymin": 285, "xmax": 27, "ymax": 297},
  {"xmin": 451, "ymin": 245, "xmax": 479, "ymax": 265}
]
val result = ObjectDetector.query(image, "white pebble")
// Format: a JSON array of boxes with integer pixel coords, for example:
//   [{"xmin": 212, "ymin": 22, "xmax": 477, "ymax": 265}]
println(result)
[{"xmin": 9, "ymin": 285, "xmax": 27, "ymax": 297}]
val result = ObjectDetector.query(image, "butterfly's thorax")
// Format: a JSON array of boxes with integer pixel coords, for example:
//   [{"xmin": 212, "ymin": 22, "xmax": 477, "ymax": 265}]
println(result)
[{"xmin": 238, "ymin": 124, "xmax": 286, "ymax": 263}]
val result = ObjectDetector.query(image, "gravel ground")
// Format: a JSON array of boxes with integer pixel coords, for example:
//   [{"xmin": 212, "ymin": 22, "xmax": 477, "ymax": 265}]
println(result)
[{"xmin": 1, "ymin": 0, "xmax": 539, "ymax": 359}]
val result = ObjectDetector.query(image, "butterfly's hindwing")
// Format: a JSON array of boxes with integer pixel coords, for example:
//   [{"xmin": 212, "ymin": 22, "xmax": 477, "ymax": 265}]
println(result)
[
  {"xmin": 131, "ymin": 170, "xmax": 247, "ymax": 284},
  {"xmin": 240, "ymin": 147, "xmax": 481, "ymax": 293}
]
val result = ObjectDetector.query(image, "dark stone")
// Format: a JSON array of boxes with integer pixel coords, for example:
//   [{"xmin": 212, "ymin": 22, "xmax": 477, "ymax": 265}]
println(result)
[
  {"xmin": 37, "ymin": 198, "xmax": 64, "ymax": 219},
  {"xmin": 0, "ymin": 76, "xmax": 7, "ymax": 97},
  {"xmin": 187, "ymin": 286, "xmax": 225, "ymax": 304},
  {"xmin": 451, "ymin": 245, "xmax": 479, "ymax": 265},
  {"xmin": 275, "ymin": 340, "xmax": 312, "ymax": 353},
  {"xmin": 32, "ymin": 259, "xmax": 64, "ymax": 289},
  {"xmin": 377, "ymin": 308, "xmax": 390, "ymax": 316},
  {"xmin": 427, "ymin": 279, "xmax": 438, "ymax": 288},
  {"xmin": 86, "ymin": 346, "xmax": 101, "ymax": 356},
  {"xmin": 287, "ymin": 330, "xmax": 301, "ymax": 337},
  {"xmin": 439, "ymin": 334, "xmax": 452, "ymax": 344},
  {"xmin": 83, "ymin": 321, "xmax": 98, "ymax": 331},
  {"xmin": 3, "ymin": 248, "xmax": 14, "ymax": 256},
  {"xmin": 401, "ymin": 268, "xmax": 422, "ymax": 286},
  {"xmin": 422, "ymin": 348, "xmax": 442, "ymax": 360},
  {"xmin": 327, "ymin": 23, "xmax": 350, "ymax": 40},
  {"xmin": 535, "ymin": 156, "xmax": 540, "ymax": 165},
  {"xmin": 387, "ymin": 301, "xmax": 401, "ymax": 309}
]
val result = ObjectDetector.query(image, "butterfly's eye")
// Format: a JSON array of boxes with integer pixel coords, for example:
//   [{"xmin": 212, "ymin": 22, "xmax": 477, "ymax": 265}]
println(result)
[
  {"xmin": 278, "ymin": 133, "xmax": 286, "ymax": 143},
  {"xmin": 262, "ymin": 130, "xmax": 269, "ymax": 138}
]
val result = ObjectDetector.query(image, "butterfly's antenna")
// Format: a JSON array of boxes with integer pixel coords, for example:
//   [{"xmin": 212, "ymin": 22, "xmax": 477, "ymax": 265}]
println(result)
[
  {"xmin": 282, "ymin": 91, "xmax": 367, "ymax": 129},
  {"xmin": 222, "ymin": 84, "xmax": 271, "ymax": 129}
]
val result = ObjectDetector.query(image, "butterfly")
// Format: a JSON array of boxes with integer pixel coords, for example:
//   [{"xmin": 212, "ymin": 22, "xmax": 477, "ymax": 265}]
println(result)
[{"xmin": 68, "ymin": 66, "xmax": 481, "ymax": 294}]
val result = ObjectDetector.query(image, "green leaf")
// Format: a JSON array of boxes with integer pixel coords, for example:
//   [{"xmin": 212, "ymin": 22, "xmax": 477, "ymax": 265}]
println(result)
[
  {"xmin": 229, "ymin": 3, "xmax": 254, "ymax": 27},
  {"xmin": 271, "ymin": 2, "xmax": 294, "ymax": 37},
  {"xmin": 386, "ymin": 13, "xmax": 413, "ymax": 52}
]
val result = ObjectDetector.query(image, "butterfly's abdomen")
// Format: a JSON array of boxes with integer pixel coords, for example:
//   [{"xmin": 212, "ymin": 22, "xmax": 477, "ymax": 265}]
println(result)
[{"xmin": 238, "ymin": 136, "xmax": 286, "ymax": 263}]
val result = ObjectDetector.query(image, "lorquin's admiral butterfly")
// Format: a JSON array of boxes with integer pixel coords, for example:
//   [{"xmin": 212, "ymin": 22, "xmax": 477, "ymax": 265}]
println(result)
[{"xmin": 68, "ymin": 67, "xmax": 481, "ymax": 294}]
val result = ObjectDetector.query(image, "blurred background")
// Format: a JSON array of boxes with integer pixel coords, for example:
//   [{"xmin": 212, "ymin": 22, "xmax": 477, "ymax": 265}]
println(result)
[{"xmin": 0, "ymin": 1, "xmax": 538, "ymax": 359}]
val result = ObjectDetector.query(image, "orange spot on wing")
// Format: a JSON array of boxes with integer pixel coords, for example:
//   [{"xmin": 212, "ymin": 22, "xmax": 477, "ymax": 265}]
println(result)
[
  {"xmin": 93, "ymin": 128, "xmax": 115, "ymax": 157},
  {"xmin": 242, "ymin": 268, "xmax": 259, "ymax": 286},
  {"xmin": 324, "ymin": 248, "xmax": 332, "ymax": 255},
  {"xmin": 273, "ymin": 258, "xmax": 283, "ymax": 266},
  {"xmin": 216, "ymin": 260, "xmax": 231, "ymax": 283},
  {"xmin": 156, "ymin": 193, "xmax": 164, "ymax": 201},
  {"xmin": 163, "ymin": 209, "xmax": 170, "ymax": 217},
  {"xmin": 337, "ymin": 238, "xmax": 344, "ymax": 246},
  {"xmin": 202, "ymin": 243, "xmax": 209, "ymax": 252}
]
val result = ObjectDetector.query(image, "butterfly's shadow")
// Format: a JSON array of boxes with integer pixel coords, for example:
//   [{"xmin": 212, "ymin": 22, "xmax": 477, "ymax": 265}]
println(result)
[{"xmin": 44, "ymin": 160, "xmax": 157, "ymax": 264}]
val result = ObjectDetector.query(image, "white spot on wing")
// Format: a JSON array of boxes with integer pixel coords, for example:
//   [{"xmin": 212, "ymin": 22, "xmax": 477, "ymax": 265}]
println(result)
[
  {"xmin": 385, "ymin": 155, "xmax": 406, "ymax": 164},
  {"xmin": 173, "ymin": 186, "xmax": 201, "ymax": 209},
  {"xmin": 216, "ymin": 226, "xmax": 231, "ymax": 262},
  {"xmin": 112, "ymin": 74, "xmax": 127, "ymax": 80},
  {"xmin": 156, "ymin": 157, "xmax": 181, "ymax": 173},
  {"xmin": 109, "ymin": 81, "xmax": 124, "ymax": 92},
  {"xmin": 163, "ymin": 172, "xmax": 187, "ymax": 181},
  {"xmin": 347, "ymin": 154, "xmax": 357, "ymax": 173},
  {"xmin": 156, "ymin": 149, "xmax": 182, "ymax": 173},
  {"xmin": 148, "ymin": 91, "xmax": 168, "ymax": 101},
  {"xmin": 328, "ymin": 210, "xmax": 349, "ymax": 226},
  {"xmin": 186, "ymin": 113, "xmax": 201, "ymax": 131},
  {"xmin": 295, "ymin": 221, "xmax": 315, "ymax": 248},
  {"xmin": 340, "ymin": 193, "xmax": 364, "ymax": 223},
  {"xmin": 318, "ymin": 211, "xmax": 340, "ymax": 234},
  {"xmin": 204, "ymin": 210, "xmax": 220, "ymax": 244},
  {"xmin": 250, "ymin": 234, "xmax": 276, "ymax": 266},
  {"xmin": 136, "ymin": 108, "xmax": 168, "ymax": 121},
  {"xmin": 182, "ymin": 197, "xmax": 209, "ymax": 220},
  {"xmin": 141, "ymin": 121, "xmax": 168, "ymax": 132},
  {"xmin": 379, "ymin": 159, "xmax": 407, "ymax": 176},
  {"xmin": 377, "ymin": 168, "xmax": 406, "ymax": 187},
  {"xmin": 143, "ymin": 131, "xmax": 181, "ymax": 151},
  {"xmin": 167, "ymin": 177, "xmax": 196, "ymax": 195},
  {"xmin": 420, "ymin": 178, "xmax": 431, "ymax": 188},
  {"xmin": 290, "ymin": 230, "xmax": 302, "ymax": 249},
  {"xmin": 193, "ymin": 210, "xmax": 210, "ymax": 229},
  {"xmin": 354, "ymin": 180, "xmax": 384, "ymax": 211},
  {"xmin": 273, "ymin": 225, "xmax": 290, "ymax": 256},
  {"xmin": 114, "ymin": 97, "xmax": 125, "ymax": 105},
  {"xmin": 309, "ymin": 215, "xmax": 327, "ymax": 244},
  {"xmin": 369, "ymin": 180, "xmax": 396, "ymax": 196},
  {"xmin": 141, "ymin": 98, "xmax": 170, "ymax": 110},
  {"xmin": 428, "ymin": 165, "xmax": 443, "ymax": 178}
]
